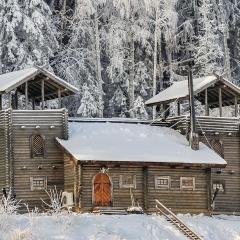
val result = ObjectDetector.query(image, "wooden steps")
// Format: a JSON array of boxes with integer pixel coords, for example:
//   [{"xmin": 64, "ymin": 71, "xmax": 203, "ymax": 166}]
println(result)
[
  {"xmin": 156, "ymin": 200, "xmax": 203, "ymax": 240},
  {"xmin": 93, "ymin": 207, "xmax": 127, "ymax": 215}
]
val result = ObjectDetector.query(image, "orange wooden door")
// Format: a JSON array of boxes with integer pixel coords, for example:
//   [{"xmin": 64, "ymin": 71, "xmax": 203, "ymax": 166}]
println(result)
[{"xmin": 94, "ymin": 173, "xmax": 112, "ymax": 206}]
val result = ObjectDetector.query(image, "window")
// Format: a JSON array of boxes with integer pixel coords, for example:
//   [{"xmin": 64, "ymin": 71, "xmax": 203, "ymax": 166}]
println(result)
[
  {"xmin": 180, "ymin": 177, "xmax": 195, "ymax": 190},
  {"xmin": 119, "ymin": 175, "xmax": 136, "ymax": 188},
  {"xmin": 213, "ymin": 181, "xmax": 225, "ymax": 193},
  {"xmin": 30, "ymin": 134, "xmax": 45, "ymax": 158},
  {"xmin": 155, "ymin": 176, "xmax": 170, "ymax": 189},
  {"xmin": 30, "ymin": 177, "xmax": 47, "ymax": 191},
  {"xmin": 211, "ymin": 139, "xmax": 224, "ymax": 158}
]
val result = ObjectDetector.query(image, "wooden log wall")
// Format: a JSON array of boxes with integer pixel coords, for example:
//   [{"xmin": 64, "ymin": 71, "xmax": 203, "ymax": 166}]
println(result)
[
  {"xmin": 10, "ymin": 109, "xmax": 68, "ymax": 210},
  {"xmin": 168, "ymin": 115, "xmax": 240, "ymax": 213},
  {"xmin": 62, "ymin": 162, "xmax": 210, "ymax": 213},
  {"xmin": 0, "ymin": 109, "xmax": 12, "ymax": 191},
  {"xmin": 200, "ymin": 134, "xmax": 240, "ymax": 213},
  {"xmin": 147, "ymin": 166, "xmax": 209, "ymax": 213},
  {"xmin": 0, "ymin": 110, "xmax": 7, "ymax": 190}
]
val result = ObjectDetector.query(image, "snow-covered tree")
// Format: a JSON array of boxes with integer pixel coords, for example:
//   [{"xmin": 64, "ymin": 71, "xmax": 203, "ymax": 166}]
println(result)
[
  {"xmin": 0, "ymin": 0, "xmax": 58, "ymax": 74},
  {"xmin": 77, "ymin": 83, "xmax": 98, "ymax": 117},
  {"xmin": 130, "ymin": 96, "xmax": 149, "ymax": 119},
  {"xmin": 194, "ymin": 0, "xmax": 224, "ymax": 76}
]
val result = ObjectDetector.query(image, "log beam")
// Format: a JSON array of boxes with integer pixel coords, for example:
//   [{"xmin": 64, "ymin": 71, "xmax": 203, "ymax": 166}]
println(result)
[
  {"xmin": 58, "ymin": 88, "xmax": 62, "ymax": 109},
  {"xmin": 25, "ymin": 81, "xmax": 28, "ymax": 110},
  {"xmin": 219, "ymin": 88, "xmax": 222, "ymax": 117},
  {"xmin": 205, "ymin": 88, "xmax": 209, "ymax": 116},
  {"xmin": 234, "ymin": 95, "xmax": 238, "ymax": 117},
  {"xmin": 0, "ymin": 94, "xmax": 2, "ymax": 110},
  {"xmin": 41, "ymin": 79, "xmax": 45, "ymax": 110}
]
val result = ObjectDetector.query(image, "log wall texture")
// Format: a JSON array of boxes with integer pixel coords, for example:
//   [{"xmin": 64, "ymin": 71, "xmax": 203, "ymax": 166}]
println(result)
[
  {"xmin": 10, "ymin": 109, "xmax": 68, "ymax": 210},
  {"xmin": 168, "ymin": 115, "xmax": 240, "ymax": 213},
  {"xmin": 65, "ymin": 163, "xmax": 210, "ymax": 213}
]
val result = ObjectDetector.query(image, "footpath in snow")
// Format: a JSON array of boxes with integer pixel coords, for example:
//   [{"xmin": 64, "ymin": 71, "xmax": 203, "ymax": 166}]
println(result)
[{"xmin": 0, "ymin": 214, "xmax": 240, "ymax": 240}]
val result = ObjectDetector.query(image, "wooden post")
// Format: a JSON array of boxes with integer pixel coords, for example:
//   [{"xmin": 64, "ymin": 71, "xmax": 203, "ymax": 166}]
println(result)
[
  {"xmin": 41, "ymin": 79, "xmax": 45, "ymax": 110},
  {"xmin": 205, "ymin": 88, "xmax": 209, "ymax": 116},
  {"xmin": 219, "ymin": 87, "xmax": 222, "ymax": 117},
  {"xmin": 177, "ymin": 101, "xmax": 181, "ymax": 116},
  {"xmin": 143, "ymin": 167, "xmax": 148, "ymax": 210},
  {"xmin": 0, "ymin": 94, "xmax": 2, "ymax": 110},
  {"xmin": 234, "ymin": 95, "xmax": 238, "ymax": 117},
  {"xmin": 78, "ymin": 163, "xmax": 82, "ymax": 209},
  {"xmin": 13, "ymin": 90, "xmax": 18, "ymax": 109},
  {"xmin": 32, "ymin": 98, "xmax": 35, "ymax": 110},
  {"xmin": 8, "ymin": 92, "xmax": 12, "ymax": 108},
  {"xmin": 58, "ymin": 88, "xmax": 61, "ymax": 109},
  {"xmin": 74, "ymin": 163, "xmax": 78, "ymax": 207},
  {"xmin": 25, "ymin": 82, "xmax": 28, "ymax": 110},
  {"xmin": 188, "ymin": 63, "xmax": 199, "ymax": 150}
]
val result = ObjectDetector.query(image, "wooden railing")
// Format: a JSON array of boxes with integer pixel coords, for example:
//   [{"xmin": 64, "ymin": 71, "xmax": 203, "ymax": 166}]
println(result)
[
  {"xmin": 152, "ymin": 115, "xmax": 240, "ymax": 133},
  {"xmin": 156, "ymin": 200, "xmax": 203, "ymax": 240}
]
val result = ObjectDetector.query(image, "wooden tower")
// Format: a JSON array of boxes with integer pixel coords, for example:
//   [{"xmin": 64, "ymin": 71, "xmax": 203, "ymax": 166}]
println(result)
[{"xmin": 0, "ymin": 67, "xmax": 78, "ymax": 209}]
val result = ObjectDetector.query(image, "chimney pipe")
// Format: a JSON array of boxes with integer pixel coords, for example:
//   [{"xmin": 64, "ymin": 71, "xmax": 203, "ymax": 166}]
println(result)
[{"xmin": 188, "ymin": 62, "xmax": 199, "ymax": 150}]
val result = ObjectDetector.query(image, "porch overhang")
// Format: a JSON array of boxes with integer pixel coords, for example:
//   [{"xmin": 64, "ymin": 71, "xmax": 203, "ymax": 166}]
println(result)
[
  {"xmin": 145, "ymin": 75, "xmax": 240, "ymax": 108},
  {"xmin": 0, "ymin": 67, "xmax": 78, "ymax": 102}
]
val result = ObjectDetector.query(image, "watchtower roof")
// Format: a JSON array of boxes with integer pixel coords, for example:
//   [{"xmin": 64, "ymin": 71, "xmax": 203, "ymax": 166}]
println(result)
[
  {"xmin": 0, "ymin": 67, "xmax": 78, "ymax": 100},
  {"xmin": 146, "ymin": 75, "xmax": 240, "ymax": 108}
]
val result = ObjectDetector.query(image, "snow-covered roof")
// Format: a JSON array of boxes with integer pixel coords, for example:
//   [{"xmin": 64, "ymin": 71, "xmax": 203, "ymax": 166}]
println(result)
[
  {"xmin": 145, "ymin": 75, "xmax": 240, "ymax": 106},
  {"xmin": 0, "ymin": 67, "xmax": 78, "ymax": 95},
  {"xmin": 56, "ymin": 122, "xmax": 226, "ymax": 167}
]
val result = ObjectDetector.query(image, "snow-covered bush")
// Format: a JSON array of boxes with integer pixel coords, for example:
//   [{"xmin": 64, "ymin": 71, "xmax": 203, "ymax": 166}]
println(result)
[
  {"xmin": 0, "ymin": 189, "xmax": 21, "ymax": 234},
  {"xmin": 41, "ymin": 186, "xmax": 63, "ymax": 214}
]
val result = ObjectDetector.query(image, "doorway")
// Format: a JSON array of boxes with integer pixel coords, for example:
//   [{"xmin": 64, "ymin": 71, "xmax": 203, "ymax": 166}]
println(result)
[{"xmin": 93, "ymin": 173, "xmax": 112, "ymax": 207}]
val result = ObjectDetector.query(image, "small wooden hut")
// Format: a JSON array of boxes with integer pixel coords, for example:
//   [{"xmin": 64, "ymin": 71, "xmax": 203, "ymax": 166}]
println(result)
[
  {"xmin": 146, "ymin": 74, "xmax": 240, "ymax": 213},
  {"xmin": 57, "ymin": 120, "xmax": 226, "ymax": 213}
]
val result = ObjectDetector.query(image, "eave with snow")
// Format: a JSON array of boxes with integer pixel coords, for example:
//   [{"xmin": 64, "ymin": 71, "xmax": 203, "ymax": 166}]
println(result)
[
  {"xmin": 146, "ymin": 75, "xmax": 240, "ymax": 117},
  {"xmin": 0, "ymin": 67, "xmax": 78, "ymax": 110},
  {"xmin": 56, "ymin": 121, "xmax": 226, "ymax": 168}
]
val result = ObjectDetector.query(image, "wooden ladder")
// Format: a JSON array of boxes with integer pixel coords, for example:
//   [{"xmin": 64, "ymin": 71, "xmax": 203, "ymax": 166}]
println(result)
[{"xmin": 155, "ymin": 200, "xmax": 203, "ymax": 240}]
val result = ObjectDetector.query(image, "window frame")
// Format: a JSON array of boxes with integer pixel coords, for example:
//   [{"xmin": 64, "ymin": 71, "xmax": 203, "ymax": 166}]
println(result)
[
  {"xmin": 154, "ymin": 176, "xmax": 170, "ymax": 190},
  {"xmin": 30, "ymin": 134, "xmax": 46, "ymax": 158},
  {"xmin": 30, "ymin": 176, "xmax": 47, "ymax": 191},
  {"xmin": 180, "ymin": 177, "xmax": 195, "ymax": 191},
  {"xmin": 212, "ymin": 180, "xmax": 225, "ymax": 193},
  {"xmin": 119, "ymin": 175, "xmax": 136, "ymax": 189}
]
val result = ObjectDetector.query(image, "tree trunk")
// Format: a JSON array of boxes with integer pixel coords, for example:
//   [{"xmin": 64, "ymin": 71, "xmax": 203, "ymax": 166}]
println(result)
[
  {"xmin": 152, "ymin": 9, "xmax": 159, "ymax": 119},
  {"xmin": 60, "ymin": 0, "xmax": 67, "ymax": 44},
  {"xmin": 219, "ymin": 0, "xmax": 231, "ymax": 80},
  {"xmin": 129, "ymin": 34, "xmax": 135, "ymax": 118},
  {"xmin": 94, "ymin": 13, "xmax": 104, "ymax": 117}
]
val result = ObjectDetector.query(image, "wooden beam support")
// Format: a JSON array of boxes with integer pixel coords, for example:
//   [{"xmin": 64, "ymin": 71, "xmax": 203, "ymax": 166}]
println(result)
[
  {"xmin": 14, "ymin": 90, "xmax": 18, "ymax": 109},
  {"xmin": 219, "ymin": 87, "xmax": 222, "ymax": 117},
  {"xmin": 25, "ymin": 81, "xmax": 28, "ymax": 110},
  {"xmin": 177, "ymin": 101, "xmax": 181, "ymax": 116},
  {"xmin": 143, "ymin": 167, "xmax": 148, "ymax": 210},
  {"xmin": 234, "ymin": 95, "xmax": 238, "ymax": 117},
  {"xmin": 0, "ymin": 94, "xmax": 2, "ymax": 110},
  {"xmin": 32, "ymin": 98, "xmax": 35, "ymax": 110},
  {"xmin": 58, "ymin": 88, "xmax": 62, "ymax": 109},
  {"xmin": 41, "ymin": 79, "xmax": 45, "ymax": 110},
  {"xmin": 205, "ymin": 88, "xmax": 209, "ymax": 116},
  {"xmin": 8, "ymin": 92, "xmax": 12, "ymax": 108}
]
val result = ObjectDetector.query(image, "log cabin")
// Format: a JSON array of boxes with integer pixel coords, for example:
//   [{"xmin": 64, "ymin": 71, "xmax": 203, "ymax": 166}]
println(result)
[
  {"xmin": 146, "ymin": 74, "xmax": 240, "ymax": 214},
  {"xmin": 0, "ymin": 68, "xmax": 236, "ymax": 214}
]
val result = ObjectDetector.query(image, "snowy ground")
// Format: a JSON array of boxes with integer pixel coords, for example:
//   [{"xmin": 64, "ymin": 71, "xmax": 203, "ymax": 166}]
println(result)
[{"xmin": 0, "ymin": 214, "xmax": 240, "ymax": 240}]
